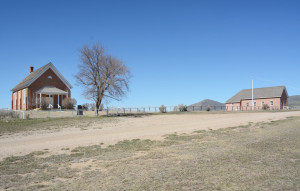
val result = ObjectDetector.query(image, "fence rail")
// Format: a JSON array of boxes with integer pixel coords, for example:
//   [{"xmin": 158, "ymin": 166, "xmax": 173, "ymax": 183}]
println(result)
[
  {"xmin": 105, "ymin": 105, "xmax": 295, "ymax": 115},
  {"xmin": 1, "ymin": 105, "xmax": 300, "ymax": 119}
]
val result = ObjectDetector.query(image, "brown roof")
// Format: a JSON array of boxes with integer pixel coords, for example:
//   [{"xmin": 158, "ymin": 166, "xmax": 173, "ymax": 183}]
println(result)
[
  {"xmin": 11, "ymin": 62, "xmax": 72, "ymax": 92},
  {"xmin": 226, "ymin": 86, "xmax": 287, "ymax": 103}
]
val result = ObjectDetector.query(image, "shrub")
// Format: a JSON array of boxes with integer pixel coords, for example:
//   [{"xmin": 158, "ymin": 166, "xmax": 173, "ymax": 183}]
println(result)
[
  {"xmin": 62, "ymin": 98, "xmax": 77, "ymax": 109},
  {"xmin": 206, "ymin": 106, "xmax": 211, "ymax": 112},
  {"xmin": 159, "ymin": 104, "xmax": 166, "ymax": 113},
  {"xmin": 178, "ymin": 104, "xmax": 188, "ymax": 112},
  {"xmin": 0, "ymin": 110, "xmax": 19, "ymax": 120},
  {"xmin": 263, "ymin": 104, "xmax": 270, "ymax": 110},
  {"xmin": 40, "ymin": 98, "xmax": 50, "ymax": 110}
]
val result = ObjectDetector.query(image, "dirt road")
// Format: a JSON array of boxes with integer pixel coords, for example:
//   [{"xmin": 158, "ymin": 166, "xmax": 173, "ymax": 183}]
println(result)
[{"xmin": 1, "ymin": 111, "xmax": 300, "ymax": 160}]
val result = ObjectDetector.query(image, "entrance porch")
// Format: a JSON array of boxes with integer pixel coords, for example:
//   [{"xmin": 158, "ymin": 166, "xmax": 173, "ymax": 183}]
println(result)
[{"xmin": 35, "ymin": 87, "xmax": 68, "ymax": 109}]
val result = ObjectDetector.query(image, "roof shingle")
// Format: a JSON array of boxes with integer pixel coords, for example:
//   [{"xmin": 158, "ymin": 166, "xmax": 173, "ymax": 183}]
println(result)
[
  {"xmin": 11, "ymin": 63, "xmax": 52, "ymax": 92},
  {"xmin": 226, "ymin": 86, "xmax": 287, "ymax": 103}
]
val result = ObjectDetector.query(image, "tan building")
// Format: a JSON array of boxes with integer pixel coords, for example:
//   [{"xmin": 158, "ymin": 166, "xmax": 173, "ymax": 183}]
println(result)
[
  {"xmin": 11, "ymin": 62, "xmax": 72, "ymax": 110},
  {"xmin": 226, "ymin": 86, "xmax": 288, "ymax": 110}
]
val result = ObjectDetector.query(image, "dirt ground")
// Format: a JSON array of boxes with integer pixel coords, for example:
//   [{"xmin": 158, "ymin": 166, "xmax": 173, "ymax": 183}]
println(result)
[{"xmin": 1, "ymin": 111, "xmax": 300, "ymax": 160}]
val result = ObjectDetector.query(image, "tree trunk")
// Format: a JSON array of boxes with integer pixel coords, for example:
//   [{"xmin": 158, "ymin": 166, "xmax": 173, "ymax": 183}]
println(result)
[{"xmin": 95, "ymin": 91, "xmax": 104, "ymax": 116}]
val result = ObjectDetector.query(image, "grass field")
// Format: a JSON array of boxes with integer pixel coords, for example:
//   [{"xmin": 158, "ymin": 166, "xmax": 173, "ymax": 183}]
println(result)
[
  {"xmin": 0, "ymin": 116, "xmax": 116, "ymax": 135},
  {"xmin": 0, "ymin": 116, "xmax": 299, "ymax": 190}
]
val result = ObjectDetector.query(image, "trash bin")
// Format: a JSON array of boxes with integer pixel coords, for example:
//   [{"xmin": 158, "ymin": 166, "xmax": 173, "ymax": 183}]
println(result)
[{"xmin": 77, "ymin": 105, "xmax": 83, "ymax": 115}]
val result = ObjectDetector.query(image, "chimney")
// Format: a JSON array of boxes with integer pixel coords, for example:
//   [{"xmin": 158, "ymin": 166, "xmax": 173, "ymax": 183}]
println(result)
[{"xmin": 30, "ymin": 66, "xmax": 34, "ymax": 73}]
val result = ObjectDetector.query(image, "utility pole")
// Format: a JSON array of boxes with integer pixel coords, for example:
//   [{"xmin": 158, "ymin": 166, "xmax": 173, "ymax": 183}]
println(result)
[{"xmin": 252, "ymin": 79, "xmax": 254, "ymax": 110}]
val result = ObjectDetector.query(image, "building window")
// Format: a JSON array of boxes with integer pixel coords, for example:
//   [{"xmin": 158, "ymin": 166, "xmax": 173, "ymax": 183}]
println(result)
[
  {"xmin": 23, "ymin": 89, "xmax": 26, "ymax": 104},
  {"xmin": 262, "ymin": 101, "xmax": 264, "ymax": 106},
  {"xmin": 246, "ymin": 102, "xmax": 249, "ymax": 107},
  {"xmin": 254, "ymin": 102, "xmax": 257, "ymax": 107},
  {"xmin": 48, "ymin": 76, "xmax": 52, "ymax": 79},
  {"xmin": 46, "ymin": 95, "xmax": 53, "ymax": 98},
  {"xmin": 232, "ymin": 103, "xmax": 234, "ymax": 106},
  {"xmin": 270, "ymin": 101, "xmax": 273, "ymax": 106}
]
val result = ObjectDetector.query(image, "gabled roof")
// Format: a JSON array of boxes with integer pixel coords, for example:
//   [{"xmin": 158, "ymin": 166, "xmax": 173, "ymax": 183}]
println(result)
[
  {"xmin": 226, "ymin": 86, "xmax": 287, "ymax": 103},
  {"xmin": 11, "ymin": 62, "xmax": 72, "ymax": 92}
]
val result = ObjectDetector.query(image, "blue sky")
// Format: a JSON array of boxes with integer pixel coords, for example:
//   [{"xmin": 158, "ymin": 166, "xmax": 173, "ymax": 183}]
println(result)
[{"xmin": 1, "ymin": 0, "xmax": 300, "ymax": 108}]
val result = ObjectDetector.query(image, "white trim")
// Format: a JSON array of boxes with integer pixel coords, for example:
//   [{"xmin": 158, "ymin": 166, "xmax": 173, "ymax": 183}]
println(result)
[
  {"xmin": 14, "ymin": 93, "xmax": 16, "ymax": 106},
  {"xmin": 18, "ymin": 91, "xmax": 20, "ymax": 106},
  {"xmin": 23, "ymin": 89, "xmax": 26, "ymax": 104},
  {"xmin": 27, "ymin": 63, "xmax": 73, "ymax": 90}
]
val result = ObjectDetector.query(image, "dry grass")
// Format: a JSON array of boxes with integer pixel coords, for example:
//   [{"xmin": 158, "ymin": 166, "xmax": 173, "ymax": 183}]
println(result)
[
  {"xmin": 0, "ymin": 116, "xmax": 115, "ymax": 135},
  {"xmin": 0, "ymin": 117, "xmax": 299, "ymax": 190}
]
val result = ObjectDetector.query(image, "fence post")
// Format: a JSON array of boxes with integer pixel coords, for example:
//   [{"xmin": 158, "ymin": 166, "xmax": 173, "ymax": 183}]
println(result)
[
  {"xmin": 48, "ymin": 110, "xmax": 50, "ymax": 118},
  {"xmin": 106, "ymin": 107, "xmax": 108, "ymax": 116},
  {"xmin": 130, "ymin": 108, "xmax": 131, "ymax": 113},
  {"xmin": 193, "ymin": 106, "xmax": 194, "ymax": 111},
  {"xmin": 22, "ymin": 111, "xmax": 25, "ymax": 119},
  {"xmin": 72, "ymin": 110, "xmax": 74, "ymax": 117}
]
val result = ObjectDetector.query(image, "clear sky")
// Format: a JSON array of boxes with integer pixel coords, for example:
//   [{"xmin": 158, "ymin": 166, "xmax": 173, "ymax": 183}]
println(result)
[{"xmin": 1, "ymin": 0, "xmax": 300, "ymax": 108}]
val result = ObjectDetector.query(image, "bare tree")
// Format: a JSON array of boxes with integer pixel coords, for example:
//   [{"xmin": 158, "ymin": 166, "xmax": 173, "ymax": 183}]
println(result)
[{"xmin": 75, "ymin": 44, "xmax": 131, "ymax": 113}]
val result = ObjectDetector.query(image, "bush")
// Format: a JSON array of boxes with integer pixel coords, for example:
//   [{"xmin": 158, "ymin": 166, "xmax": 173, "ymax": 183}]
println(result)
[
  {"xmin": 263, "ymin": 104, "xmax": 270, "ymax": 110},
  {"xmin": 159, "ymin": 104, "xmax": 166, "ymax": 113},
  {"xmin": 0, "ymin": 110, "xmax": 19, "ymax": 120},
  {"xmin": 206, "ymin": 106, "xmax": 211, "ymax": 112},
  {"xmin": 40, "ymin": 98, "xmax": 50, "ymax": 110},
  {"xmin": 62, "ymin": 98, "xmax": 77, "ymax": 109},
  {"xmin": 178, "ymin": 104, "xmax": 188, "ymax": 112}
]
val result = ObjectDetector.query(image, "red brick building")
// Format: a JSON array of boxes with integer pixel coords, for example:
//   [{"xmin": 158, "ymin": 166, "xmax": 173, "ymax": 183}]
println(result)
[
  {"xmin": 11, "ymin": 62, "xmax": 72, "ymax": 110},
  {"xmin": 226, "ymin": 86, "xmax": 288, "ymax": 110}
]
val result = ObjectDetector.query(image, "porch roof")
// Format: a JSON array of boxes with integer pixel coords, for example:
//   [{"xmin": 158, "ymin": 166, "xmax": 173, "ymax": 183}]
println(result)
[{"xmin": 35, "ymin": 87, "xmax": 68, "ymax": 95}]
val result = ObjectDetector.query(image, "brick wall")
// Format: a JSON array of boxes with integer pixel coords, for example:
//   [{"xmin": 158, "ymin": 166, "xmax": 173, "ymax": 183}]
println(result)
[
  {"xmin": 241, "ymin": 98, "xmax": 281, "ymax": 110},
  {"xmin": 28, "ymin": 68, "xmax": 71, "ymax": 110},
  {"xmin": 226, "ymin": 97, "xmax": 283, "ymax": 111},
  {"xmin": 12, "ymin": 68, "xmax": 71, "ymax": 110},
  {"xmin": 225, "ymin": 102, "xmax": 241, "ymax": 111}
]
